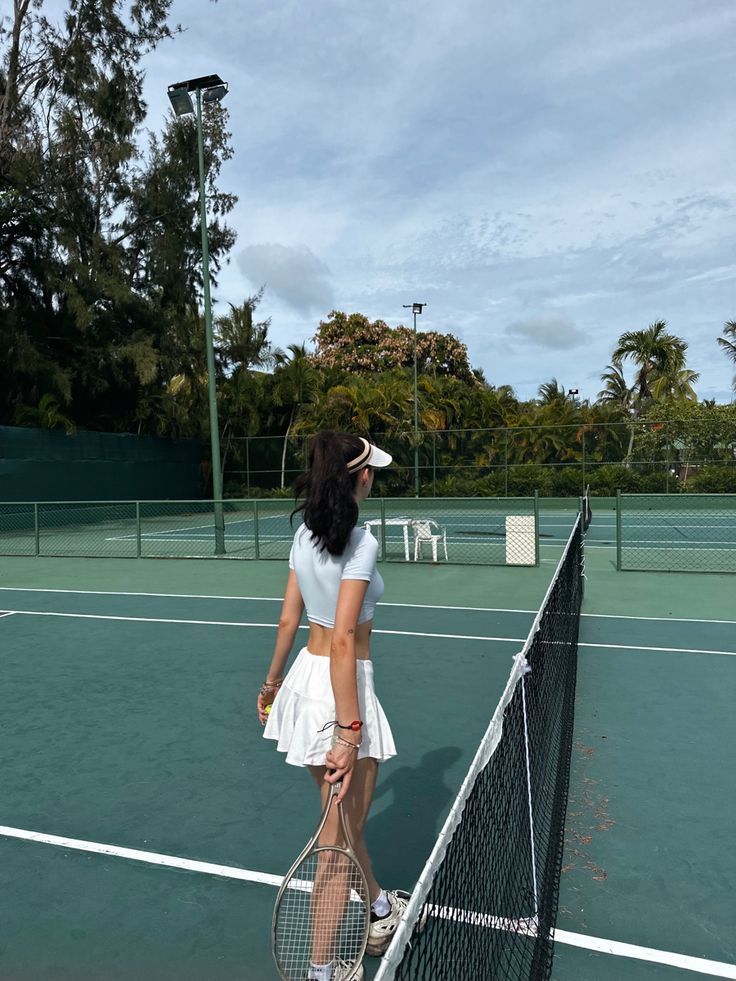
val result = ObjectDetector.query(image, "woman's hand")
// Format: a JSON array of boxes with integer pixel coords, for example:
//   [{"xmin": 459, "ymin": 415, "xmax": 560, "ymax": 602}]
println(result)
[
  {"xmin": 324, "ymin": 741, "xmax": 360, "ymax": 801},
  {"xmin": 257, "ymin": 680, "xmax": 282, "ymax": 726}
]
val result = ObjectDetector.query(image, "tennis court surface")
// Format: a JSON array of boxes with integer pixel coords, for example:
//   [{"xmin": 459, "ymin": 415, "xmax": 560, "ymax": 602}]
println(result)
[{"xmin": 1, "ymin": 515, "xmax": 734, "ymax": 980}]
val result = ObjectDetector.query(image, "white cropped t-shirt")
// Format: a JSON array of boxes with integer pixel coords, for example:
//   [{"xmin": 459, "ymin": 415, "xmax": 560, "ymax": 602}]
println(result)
[{"xmin": 288, "ymin": 523, "xmax": 384, "ymax": 627}]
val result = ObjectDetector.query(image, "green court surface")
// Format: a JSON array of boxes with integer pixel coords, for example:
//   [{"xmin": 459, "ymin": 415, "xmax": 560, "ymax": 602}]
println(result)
[{"xmin": 1, "ymin": 525, "xmax": 734, "ymax": 980}]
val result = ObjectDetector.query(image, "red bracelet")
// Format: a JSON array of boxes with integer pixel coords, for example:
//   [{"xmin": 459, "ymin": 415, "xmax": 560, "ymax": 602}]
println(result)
[{"xmin": 337, "ymin": 720, "xmax": 364, "ymax": 732}]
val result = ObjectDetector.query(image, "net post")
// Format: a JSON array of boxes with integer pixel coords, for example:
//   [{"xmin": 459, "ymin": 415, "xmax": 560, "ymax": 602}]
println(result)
[
  {"xmin": 135, "ymin": 501, "xmax": 142, "ymax": 558},
  {"xmin": 534, "ymin": 489, "xmax": 540, "ymax": 566},
  {"xmin": 580, "ymin": 502, "xmax": 586, "ymax": 595},
  {"xmin": 616, "ymin": 489, "xmax": 622, "ymax": 570},
  {"xmin": 254, "ymin": 499, "xmax": 260, "ymax": 560},
  {"xmin": 33, "ymin": 502, "xmax": 40, "ymax": 556},
  {"xmin": 380, "ymin": 497, "xmax": 387, "ymax": 562}
]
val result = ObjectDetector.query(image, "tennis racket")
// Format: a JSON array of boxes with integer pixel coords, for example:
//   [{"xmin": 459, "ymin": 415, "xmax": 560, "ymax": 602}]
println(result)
[{"xmin": 272, "ymin": 777, "xmax": 370, "ymax": 981}]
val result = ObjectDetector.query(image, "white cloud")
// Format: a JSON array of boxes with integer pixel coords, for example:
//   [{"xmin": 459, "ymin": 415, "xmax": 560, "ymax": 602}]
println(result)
[
  {"xmin": 505, "ymin": 316, "xmax": 587, "ymax": 350},
  {"xmin": 237, "ymin": 244, "xmax": 334, "ymax": 315}
]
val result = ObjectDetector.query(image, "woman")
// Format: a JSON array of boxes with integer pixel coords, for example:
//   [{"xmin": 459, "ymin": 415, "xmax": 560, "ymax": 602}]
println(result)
[{"xmin": 258, "ymin": 431, "xmax": 409, "ymax": 981}]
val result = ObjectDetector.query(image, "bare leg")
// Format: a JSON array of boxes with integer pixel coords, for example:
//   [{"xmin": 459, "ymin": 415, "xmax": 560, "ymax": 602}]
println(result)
[{"xmin": 308, "ymin": 758, "xmax": 382, "ymax": 901}]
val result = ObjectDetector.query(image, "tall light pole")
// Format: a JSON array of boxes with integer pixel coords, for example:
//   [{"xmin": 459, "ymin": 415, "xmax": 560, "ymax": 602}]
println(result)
[
  {"xmin": 168, "ymin": 74, "xmax": 228, "ymax": 554},
  {"xmin": 403, "ymin": 302, "xmax": 426, "ymax": 497}
]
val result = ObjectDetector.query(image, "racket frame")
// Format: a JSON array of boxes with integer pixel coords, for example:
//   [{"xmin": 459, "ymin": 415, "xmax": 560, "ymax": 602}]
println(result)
[{"xmin": 272, "ymin": 779, "xmax": 370, "ymax": 981}]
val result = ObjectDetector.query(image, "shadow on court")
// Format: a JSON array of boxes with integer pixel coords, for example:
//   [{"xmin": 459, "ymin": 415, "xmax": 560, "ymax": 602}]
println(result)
[{"xmin": 368, "ymin": 747, "xmax": 464, "ymax": 889}]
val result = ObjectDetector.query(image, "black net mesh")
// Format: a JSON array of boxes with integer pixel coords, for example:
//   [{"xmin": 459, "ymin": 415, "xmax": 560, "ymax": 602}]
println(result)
[{"xmin": 376, "ymin": 517, "xmax": 582, "ymax": 981}]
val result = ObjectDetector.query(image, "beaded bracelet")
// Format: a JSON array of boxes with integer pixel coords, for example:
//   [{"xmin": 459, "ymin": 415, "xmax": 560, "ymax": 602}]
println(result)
[
  {"xmin": 259, "ymin": 679, "xmax": 283, "ymax": 696},
  {"xmin": 335, "ymin": 735, "xmax": 360, "ymax": 752}
]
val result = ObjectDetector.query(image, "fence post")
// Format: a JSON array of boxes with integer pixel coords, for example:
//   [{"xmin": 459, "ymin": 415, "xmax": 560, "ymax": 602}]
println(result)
[
  {"xmin": 380, "ymin": 497, "xmax": 386, "ymax": 562},
  {"xmin": 135, "ymin": 501, "xmax": 142, "ymax": 558},
  {"xmin": 34, "ymin": 502, "xmax": 40, "ymax": 556},
  {"xmin": 504, "ymin": 429, "xmax": 509, "ymax": 497},
  {"xmin": 616, "ymin": 489, "xmax": 622, "ymax": 570},
  {"xmin": 534, "ymin": 489, "xmax": 540, "ymax": 567},
  {"xmin": 432, "ymin": 432, "xmax": 436, "ymax": 497},
  {"xmin": 581, "ymin": 430, "xmax": 586, "ymax": 496},
  {"xmin": 254, "ymin": 499, "xmax": 260, "ymax": 560},
  {"xmin": 665, "ymin": 421, "xmax": 670, "ymax": 494},
  {"xmin": 246, "ymin": 437, "xmax": 251, "ymax": 496}
]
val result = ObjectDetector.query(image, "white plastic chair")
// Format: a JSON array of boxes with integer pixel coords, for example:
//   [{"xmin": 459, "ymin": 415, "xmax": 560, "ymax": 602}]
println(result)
[{"xmin": 412, "ymin": 519, "xmax": 448, "ymax": 562}]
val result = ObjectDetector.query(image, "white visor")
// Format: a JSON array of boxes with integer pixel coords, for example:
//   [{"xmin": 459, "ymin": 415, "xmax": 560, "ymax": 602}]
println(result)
[{"xmin": 346, "ymin": 438, "xmax": 393, "ymax": 474}]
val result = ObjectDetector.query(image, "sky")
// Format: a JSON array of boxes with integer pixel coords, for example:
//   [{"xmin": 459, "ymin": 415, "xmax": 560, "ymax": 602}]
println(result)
[{"xmin": 137, "ymin": 0, "xmax": 736, "ymax": 402}]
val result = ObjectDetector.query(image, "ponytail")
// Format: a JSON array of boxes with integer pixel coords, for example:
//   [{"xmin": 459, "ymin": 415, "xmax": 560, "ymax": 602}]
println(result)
[{"xmin": 291, "ymin": 431, "xmax": 365, "ymax": 555}]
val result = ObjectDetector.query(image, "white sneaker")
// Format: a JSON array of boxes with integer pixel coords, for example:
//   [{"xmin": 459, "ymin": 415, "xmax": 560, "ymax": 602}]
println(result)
[
  {"xmin": 306, "ymin": 960, "xmax": 364, "ymax": 981},
  {"xmin": 366, "ymin": 889, "xmax": 414, "ymax": 957},
  {"xmin": 333, "ymin": 960, "xmax": 364, "ymax": 981}
]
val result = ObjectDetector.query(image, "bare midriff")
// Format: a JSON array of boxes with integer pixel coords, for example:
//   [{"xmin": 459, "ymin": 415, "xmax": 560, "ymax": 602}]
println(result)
[{"xmin": 307, "ymin": 619, "xmax": 373, "ymax": 659}]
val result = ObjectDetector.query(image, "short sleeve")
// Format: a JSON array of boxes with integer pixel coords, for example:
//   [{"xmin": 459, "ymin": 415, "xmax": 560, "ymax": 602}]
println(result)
[
  {"xmin": 341, "ymin": 530, "xmax": 379, "ymax": 581},
  {"xmin": 288, "ymin": 525, "xmax": 302, "ymax": 570}
]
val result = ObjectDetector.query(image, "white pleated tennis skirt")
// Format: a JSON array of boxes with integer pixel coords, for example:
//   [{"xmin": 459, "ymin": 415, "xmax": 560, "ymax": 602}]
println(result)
[{"xmin": 263, "ymin": 647, "xmax": 397, "ymax": 767}]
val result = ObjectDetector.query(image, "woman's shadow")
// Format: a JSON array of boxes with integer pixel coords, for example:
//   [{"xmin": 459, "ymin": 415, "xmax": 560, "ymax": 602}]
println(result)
[{"xmin": 367, "ymin": 747, "xmax": 463, "ymax": 888}]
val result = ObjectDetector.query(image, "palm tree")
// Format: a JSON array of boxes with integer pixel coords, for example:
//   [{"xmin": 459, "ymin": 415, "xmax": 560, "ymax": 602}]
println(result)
[
  {"xmin": 612, "ymin": 321, "xmax": 692, "ymax": 460},
  {"xmin": 597, "ymin": 357, "xmax": 632, "ymax": 410},
  {"xmin": 13, "ymin": 394, "xmax": 76, "ymax": 435},
  {"xmin": 215, "ymin": 293, "xmax": 273, "ymax": 373},
  {"xmin": 649, "ymin": 367, "xmax": 700, "ymax": 401},
  {"xmin": 613, "ymin": 320, "xmax": 688, "ymax": 402},
  {"xmin": 537, "ymin": 378, "xmax": 567, "ymax": 405},
  {"xmin": 718, "ymin": 320, "xmax": 736, "ymax": 392},
  {"xmin": 272, "ymin": 344, "xmax": 320, "ymax": 487}
]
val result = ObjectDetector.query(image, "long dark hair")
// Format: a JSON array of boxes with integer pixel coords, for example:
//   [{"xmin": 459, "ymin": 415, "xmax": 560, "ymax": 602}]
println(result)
[{"xmin": 292, "ymin": 431, "xmax": 366, "ymax": 556}]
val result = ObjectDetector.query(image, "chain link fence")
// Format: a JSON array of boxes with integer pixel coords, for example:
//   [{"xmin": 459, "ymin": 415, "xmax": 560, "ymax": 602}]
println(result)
[
  {"xmin": 221, "ymin": 422, "xmax": 736, "ymax": 499},
  {"xmin": 616, "ymin": 492, "xmax": 736, "ymax": 574},
  {"xmin": 0, "ymin": 497, "xmax": 540, "ymax": 566}
]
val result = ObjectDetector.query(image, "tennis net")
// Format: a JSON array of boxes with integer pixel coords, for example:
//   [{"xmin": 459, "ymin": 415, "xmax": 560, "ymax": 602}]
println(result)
[{"xmin": 375, "ymin": 515, "xmax": 583, "ymax": 981}]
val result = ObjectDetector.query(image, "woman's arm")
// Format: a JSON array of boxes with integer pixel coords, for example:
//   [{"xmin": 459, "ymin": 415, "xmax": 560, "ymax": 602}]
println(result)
[
  {"xmin": 257, "ymin": 570, "xmax": 304, "ymax": 724},
  {"xmin": 325, "ymin": 578, "xmax": 370, "ymax": 799}
]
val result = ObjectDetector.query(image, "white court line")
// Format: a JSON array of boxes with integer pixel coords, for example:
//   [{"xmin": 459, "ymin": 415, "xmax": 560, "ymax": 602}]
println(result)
[
  {"xmin": 0, "ymin": 586, "xmax": 536, "ymax": 614},
  {"xmin": 0, "ymin": 825, "xmax": 733, "ymax": 978},
  {"xmin": 0, "ymin": 825, "xmax": 280, "ymax": 886},
  {"xmin": 580, "ymin": 641, "xmax": 736, "ymax": 657},
  {"xmin": 553, "ymin": 928, "xmax": 736, "ymax": 978},
  {"xmin": 0, "ymin": 611, "xmax": 15, "ymax": 619},
  {"xmin": 7, "ymin": 608, "xmax": 736, "ymax": 655},
  {"xmin": 3, "ymin": 610, "xmax": 524, "ymax": 644},
  {"xmin": 2, "ymin": 587, "xmax": 734, "ymax": 625}
]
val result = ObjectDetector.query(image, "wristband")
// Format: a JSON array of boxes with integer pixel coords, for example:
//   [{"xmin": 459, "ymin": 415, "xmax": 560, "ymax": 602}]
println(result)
[{"xmin": 337, "ymin": 720, "xmax": 364, "ymax": 732}]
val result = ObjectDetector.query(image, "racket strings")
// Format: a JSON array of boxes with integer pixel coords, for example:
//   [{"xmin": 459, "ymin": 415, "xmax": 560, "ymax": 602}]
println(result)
[{"xmin": 275, "ymin": 848, "xmax": 369, "ymax": 981}]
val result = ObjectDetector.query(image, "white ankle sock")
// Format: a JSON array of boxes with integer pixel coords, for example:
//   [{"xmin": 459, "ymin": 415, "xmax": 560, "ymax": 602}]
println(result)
[
  {"xmin": 307, "ymin": 961, "xmax": 334, "ymax": 981},
  {"xmin": 371, "ymin": 889, "xmax": 390, "ymax": 917}
]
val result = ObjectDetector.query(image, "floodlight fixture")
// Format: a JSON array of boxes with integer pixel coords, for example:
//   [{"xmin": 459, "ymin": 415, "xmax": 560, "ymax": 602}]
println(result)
[
  {"xmin": 167, "ymin": 74, "xmax": 228, "ymax": 116},
  {"xmin": 167, "ymin": 85, "xmax": 194, "ymax": 116}
]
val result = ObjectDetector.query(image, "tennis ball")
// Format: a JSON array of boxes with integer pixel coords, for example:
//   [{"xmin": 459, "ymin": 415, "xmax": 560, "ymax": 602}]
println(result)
[{"xmin": 265, "ymin": 704, "xmax": 272, "ymax": 714}]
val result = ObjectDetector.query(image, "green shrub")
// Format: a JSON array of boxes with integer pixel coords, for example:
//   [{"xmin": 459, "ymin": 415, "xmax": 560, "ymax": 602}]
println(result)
[
  {"xmin": 637, "ymin": 471, "xmax": 670, "ymax": 493},
  {"xmin": 430, "ymin": 472, "xmax": 504, "ymax": 497},
  {"xmin": 549, "ymin": 467, "xmax": 584, "ymax": 497},
  {"xmin": 587, "ymin": 464, "xmax": 643, "ymax": 496},
  {"xmin": 681, "ymin": 466, "xmax": 736, "ymax": 493},
  {"xmin": 507, "ymin": 464, "xmax": 552, "ymax": 497}
]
